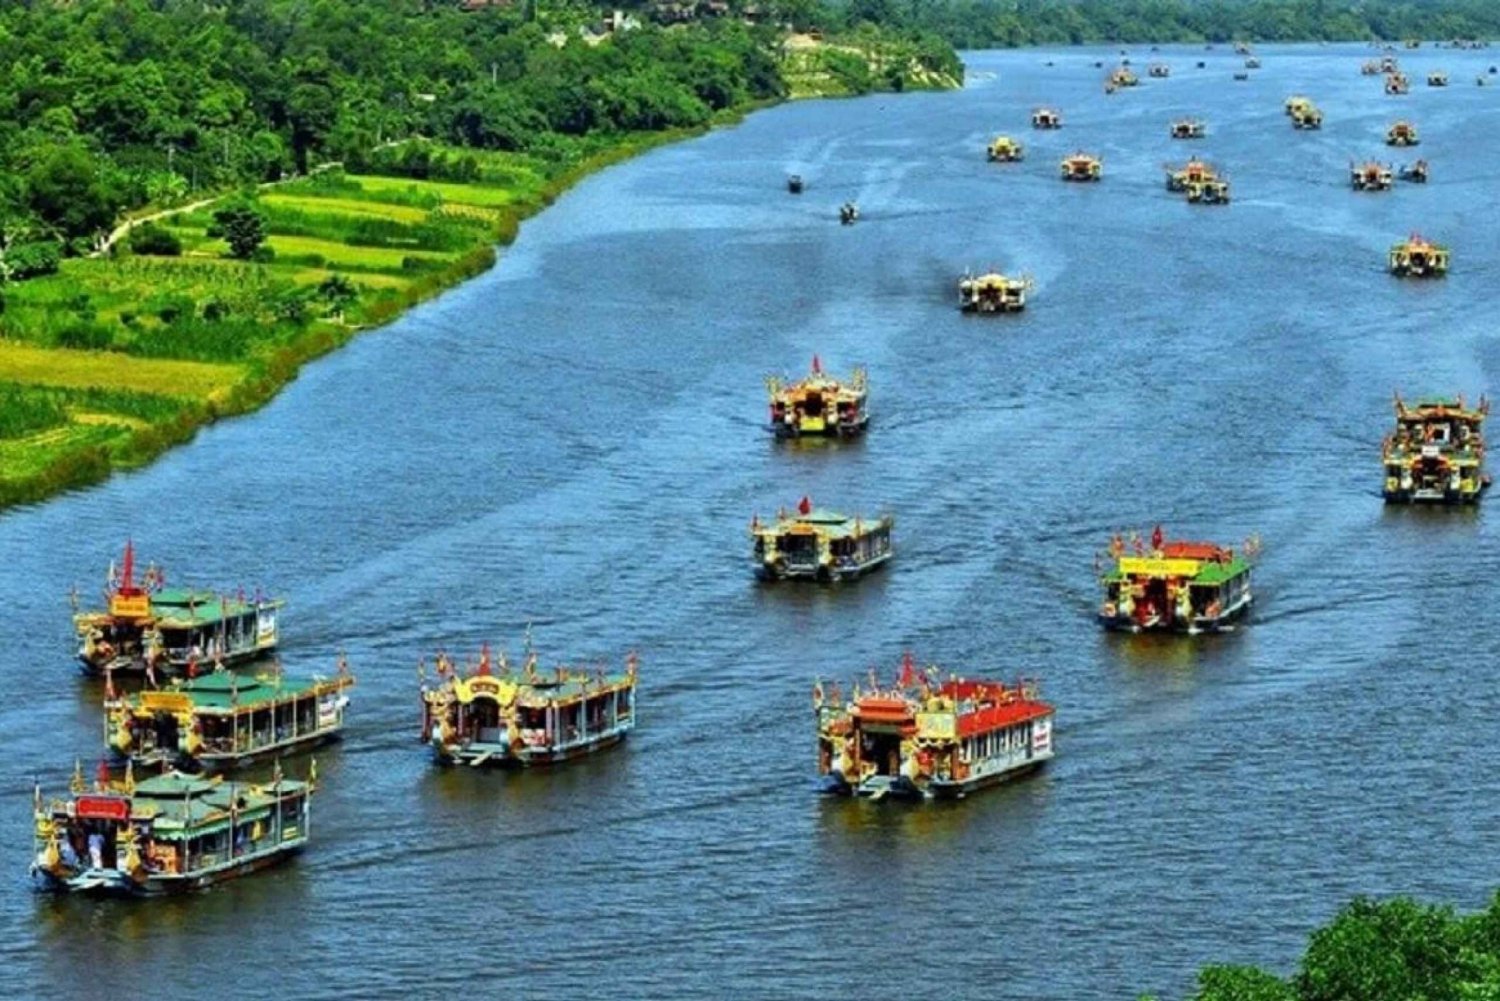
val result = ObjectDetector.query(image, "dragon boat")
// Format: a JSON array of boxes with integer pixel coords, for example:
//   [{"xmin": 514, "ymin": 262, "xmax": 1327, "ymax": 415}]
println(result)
[
  {"xmin": 1060, "ymin": 152, "xmax": 1102, "ymax": 181},
  {"xmin": 1291, "ymin": 103, "xmax": 1324, "ymax": 129},
  {"xmin": 1361, "ymin": 59, "xmax": 1383, "ymax": 75},
  {"xmin": 1284, "ymin": 95, "xmax": 1313, "ymax": 115},
  {"xmin": 1148, "ymin": 63, "xmax": 1170, "ymax": 78},
  {"xmin": 1388, "ymin": 234, "xmax": 1449, "ymax": 277},
  {"xmin": 73, "ymin": 542, "xmax": 282, "ymax": 677},
  {"xmin": 1386, "ymin": 72, "xmax": 1410, "ymax": 94},
  {"xmin": 1170, "ymin": 119, "xmax": 1206, "ymax": 139},
  {"xmin": 1386, "ymin": 120, "xmax": 1420, "ymax": 145},
  {"xmin": 1097, "ymin": 528, "xmax": 1255, "ymax": 634},
  {"xmin": 1351, "ymin": 161, "xmax": 1394, "ymax": 190},
  {"xmin": 1245, "ymin": 56, "xmax": 1262, "ymax": 68},
  {"xmin": 751, "ymin": 497, "xmax": 893, "ymax": 581},
  {"xmin": 1428, "ymin": 71, "xmax": 1449, "ymax": 86},
  {"xmin": 814, "ymin": 655, "xmax": 1054, "ymax": 801},
  {"xmin": 839, "ymin": 201, "xmax": 859, "ymax": 225},
  {"xmin": 958, "ymin": 270, "xmax": 1031, "ymax": 312},
  {"xmin": 1108, "ymin": 66, "xmax": 1139, "ymax": 88},
  {"xmin": 1031, "ymin": 107, "xmax": 1062, "ymax": 129},
  {"xmin": 1165, "ymin": 158, "xmax": 1217, "ymax": 192},
  {"xmin": 420, "ymin": 647, "xmax": 637, "ymax": 767},
  {"xmin": 1382, "ymin": 394, "xmax": 1490, "ymax": 504},
  {"xmin": 105, "ymin": 659, "xmax": 353, "ymax": 770},
  {"xmin": 1399, "ymin": 159, "xmax": 1429, "ymax": 183},
  {"xmin": 31, "ymin": 761, "xmax": 313, "ymax": 897},
  {"xmin": 1185, "ymin": 178, "xmax": 1231, "ymax": 204},
  {"xmin": 987, "ymin": 135, "xmax": 1024, "ymax": 162},
  {"xmin": 766, "ymin": 355, "xmax": 869, "ymax": 439}
]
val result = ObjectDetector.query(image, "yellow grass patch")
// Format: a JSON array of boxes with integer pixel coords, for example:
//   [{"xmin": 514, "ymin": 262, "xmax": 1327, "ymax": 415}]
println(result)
[
  {"xmin": 351, "ymin": 174, "xmax": 520, "ymax": 209},
  {"xmin": 0, "ymin": 341, "xmax": 241, "ymax": 399},
  {"xmin": 261, "ymin": 193, "xmax": 432, "ymax": 224}
]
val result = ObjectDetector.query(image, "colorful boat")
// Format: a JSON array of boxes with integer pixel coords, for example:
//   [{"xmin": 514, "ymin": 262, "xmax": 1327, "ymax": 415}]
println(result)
[
  {"xmin": 814, "ymin": 656, "xmax": 1055, "ymax": 800},
  {"xmin": 766, "ymin": 356, "xmax": 869, "ymax": 439},
  {"xmin": 1386, "ymin": 71, "xmax": 1410, "ymax": 94},
  {"xmin": 1428, "ymin": 71, "xmax": 1449, "ymax": 86},
  {"xmin": 1060, "ymin": 152, "xmax": 1102, "ymax": 181},
  {"xmin": 1170, "ymin": 118, "xmax": 1206, "ymax": 139},
  {"xmin": 1148, "ymin": 63, "xmax": 1170, "ymax": 78},
  {"xmin": 1386, "ymin": 120, "xmax": 1420, "ymax": 145},
  {"xmin": 958, "ymin": 271, "xmax": 1031, "ymax": 312},
  {"xmin": 1388, "ymin": 233, "xmax": 1449, "ymax": 277},
  {"xmin": 1350, "ymin": 161, "xmax": 1394, "ymax": 190},
  {"xmin": 1185, "ymin": 177, "xmax": 1231, "ymax": 204},
  {"xmin": 1361, "ymin": 59, "xmax": 1383, "ymax": 75},
  {"xmin": 420, "ymin": 647, "xmax": 637, "ymax": 766},
  {"xmin": 1031, "ymin": 107, "xmax": 1062, "ymax": 129},
  {"xmin": 1291, "ymin": 103, "xmax": 1324, "ymax": 129},
  {"xmin": 839, "ymin": 201, "xmax": 859, "ymax": 225},
  {"xmin": 73, "ymin": 543, "xmax": 282, "ymax": 677},
  {"xmin": 751, "ymin": 498, "xmax": 893, "ymax": 581},
  {"xmin": 105, "ymin": 660, "xmax": 353, "ymax": 770},
  {"xmin": 1284, "ymin": 95, "xmax": 1313, "ymax": 115},
  {"xmin": 30, "ymin": 762, "xmax": 313, "ymax": 896},
  {"xmin": 1097, "ymin": 528, "xmax": 1255, "ymax": 633},
  {"xmin": 1382, "ymin": 394, "xmax": 1490, "ymax": 504},
  {"xmin": 1108, "ymin": 66, "xmax": 1139, "ymax": 88},
  {"xmin": 1245, "ymin": 56, "xmax": 1262, "ymax": 69},
  {"xmin": 986, "ymin": 135, "xmax": 1024, "ymax": 162},
  {"xmin": 1165, "ymin": 158, "xmax": 1217, "ymax": 192}
]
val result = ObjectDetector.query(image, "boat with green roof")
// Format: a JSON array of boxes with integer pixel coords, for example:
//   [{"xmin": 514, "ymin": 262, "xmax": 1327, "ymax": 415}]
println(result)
[
  {"xmin": 420, "ymin": 646, "xmax": 637, "ymax": 766},
  {"xmin": 31, "ymin": 761, "xmax": 313, "ymax": 896},
  {"xmin": 1097, "ymin": 527, "xmax": 1256, "ymax": 633},
  {"xmin": 750, "ymin": 497, "xmax": 893, "ymax": 581},
  {"xmin": 73, "ymin": 542, "xmax": 283, "ymax": 677},
  {"xmin": 1382, "ymin": 394, "xmax": 1491, "ymax": 503},
  {"xmin": 105, "ymin": 659, "xmax": 354, "ymax": 770}
]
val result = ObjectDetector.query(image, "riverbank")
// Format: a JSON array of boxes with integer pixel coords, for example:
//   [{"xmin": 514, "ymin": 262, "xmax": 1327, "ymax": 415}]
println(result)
[{"xmin": 0, "ymin": 63, "xmax": 957, "ymax": 511}]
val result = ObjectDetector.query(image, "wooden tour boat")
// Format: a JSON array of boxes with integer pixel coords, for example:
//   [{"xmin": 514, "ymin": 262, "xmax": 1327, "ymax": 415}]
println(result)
[
  {"xmin": 1382, "ymin": 394, "xmax": 1490, "ymax": 504},
  {"xmin": 1165, "ymin": 158, "xmax": 1217, "ymax": 192},
  {"xmin": 766, "ymin": 355, "xmax": 869, "ymax": 439},
  {"xmin": 1361, "ymin": 59, "xmax": 1383, "ymax": 75},
  {"xmin": 839, "ymin": 201, "xmax": 858, "ymax": 225},
  {"xmin": 815, "ymin": 655, "xmax": 1055, "ymax": 800},
  {"xmin": 105, "ymin": 659, "xmax": 353, "ymax": 770},
  {"xmin": 1245, "ymin": 56, "xmax": 1261, "ymax": 69},
  {"xmin": 1284, "ymin": 95, "xmax": 1313, "ymax": 115},
  {"xmin": 986, "ymin": 135, "xmax": 1024, "ymax": 162},
  {"xmin": 1386, "ymin": 71, "xmax": 1410, "ymax": 94},
  {"xmin": 1386, "ymin": 120, "xmax": 1420, "ymax": 146},
  {"xmin": 787, "ymin": 174, "xmax": 804, "ymax": 194},
  {"xmin": 1060, "ymin": 152, "xmax": 1102, "ymax": 182},
  {"xmin": 73, "ymin": 542, "xmax": 282, "ymax": 677},
  {"xmin": 1232, "ymin": 71, "xmax": 1249, "ymax": 81},
  {"xmin": 1351, "ymin": 161, "xmax": 1394, "ymax": 191},
  {"xmin": 1185, "ymin": 178, "xmax": 1231, "ymax": 204},
  {"xmin": 420, "ymin": 646, "xmax": 637, "ymax": 767},
  {"xmin": 1031, "ymin": 107, "xmax": 1062, "ymax": 129},
  {"xmin": 958, "ymin": 270, "xmax": 1031, "ymax": 313},
  {"xmin": 1291, "ymin": 103, "xmax": 1324, "ymax": 129},
  {"xmin": 1108, "ymin": 66, "xmax": 1139, "ymax": 88},
  {"xmin": 1170, "ymin": 119, "xmax": 1206, "ymax": 139},
  {"xmin": 1388, "ymin": 233, "xmax": 1449, "ymax": 277},
  {"xmin": 1148, "ymin": 63, "xmax": 1170, "ymax": 78},
  {"xmin": 1097, "ymin": 527, "xmax": 1256, "ymax": 634},
  {"xmin": 31, "ymin": 761, "xmax": 313, "ymax": 896},
  {"xmin": 1428, "ymin": 71, "xmax": 1449, "ymax": 86},
  {"xmin": 751, "ymin": 497, "xmax": 893, "ymax": 581}
]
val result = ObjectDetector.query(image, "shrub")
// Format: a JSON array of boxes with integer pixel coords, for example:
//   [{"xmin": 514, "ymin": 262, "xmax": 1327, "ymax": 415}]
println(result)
[
  {"xmin": 55, "ymin": 323, "xmax": 114, "ymax": 351},
  {"xmin": 128, "ymin": 224, "xmax": 183, "ymax": 256}
]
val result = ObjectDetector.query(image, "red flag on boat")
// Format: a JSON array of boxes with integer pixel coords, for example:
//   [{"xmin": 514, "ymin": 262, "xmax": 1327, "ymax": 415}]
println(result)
[
  {"xmin": 1151, "ymin": 524, "xmax": 1164, "ymax": 552},
  {"xmin": 121, "ymin": 540, "xmax": 135, "ymax": 592},
  {"xmin": 478, "ymin": 643, "xmax": 492, "ymax": 676},
  {"xmin": 811, "ymin": 354, "xmax": 822, "ymax": 374},
  {"xmin": 899, "ymin": 652, "xmax": 916, "ymax": 689},
  {"xmin": 187, "ymin": 655, "xmax": 198, "ymax": 679},
  {"xmin": 798, "ymin": 495, "xmax": 812, "ymax": 515},
  {"xmin": 96, "ymin": 758, "xmax": 110, "ymax": 791}
]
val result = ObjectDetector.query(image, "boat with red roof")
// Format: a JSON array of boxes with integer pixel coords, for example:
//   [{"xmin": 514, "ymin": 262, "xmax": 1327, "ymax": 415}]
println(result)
[
  {"xmin": 814, "ymin": 655, "xmax": 1055, "ymax": 800},
  {"xmin": 1097, "ymin": 527, "xmax": 1256, "ymax": 633}
]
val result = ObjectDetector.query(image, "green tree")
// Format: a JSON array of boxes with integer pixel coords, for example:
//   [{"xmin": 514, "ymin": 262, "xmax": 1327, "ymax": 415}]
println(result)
[
  {"xmin": 316, "ymin": 272, "xmax": 358, "ymax": 322},
  {"xmin": 213, "ymin": 202, "xmax": 267, "ymax": 260},
  {"xmin": 24, "ymin": 145, "xmax": 123, "ymax": 241}
]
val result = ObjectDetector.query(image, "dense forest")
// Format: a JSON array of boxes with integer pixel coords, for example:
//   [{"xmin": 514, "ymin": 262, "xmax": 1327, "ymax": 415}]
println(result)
[
  {"xmin": 0, "ymin": 0, "xmax": 957, "ymax": 257},
  {"xmin": 1152, "ymin": 893, "xmax": 1500, "ymax": 1000},
  {"xmin": 828, "ymin": 0, "xmax": 1500, "ymax": 50}
]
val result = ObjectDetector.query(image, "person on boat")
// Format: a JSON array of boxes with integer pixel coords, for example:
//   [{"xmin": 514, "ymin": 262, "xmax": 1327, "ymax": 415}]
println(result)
[{"xmin": 87, "ymin": 831, "xmax": 104, "ymax": 869}]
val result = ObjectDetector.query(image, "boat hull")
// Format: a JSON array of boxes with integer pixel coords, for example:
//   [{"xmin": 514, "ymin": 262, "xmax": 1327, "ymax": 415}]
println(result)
[
  {"xmin": 755, "ymin": 551, "xmax": 892, "ymax": 582},
  {"xmin": 32, "ymin": 842, "xmax": 304, "ymax": 897},
  {"xmin": 434, "ymin": 730, "xmax": 629, "ymax": 768},
  {"xmin": 771, "ymin": 416, "xmax": 869, "ymax": 439},
  {"xmin": 133, "ymin": 730, "xmax": 345, "ymax": 772},
  {"xmin": 1383, "ymin": 485, "xmax": 1485, "ymax": 504},
  {"xmin": 78, "ymin": 642, "xmax": 277, "ymax": 678},
  {"xmin": 1099, "ymin": 593, "xmax": 1253, "ymax": 634},
  {"xmin": 824, "ymin": 754, "xmax": 1052, "ymax": 801}
]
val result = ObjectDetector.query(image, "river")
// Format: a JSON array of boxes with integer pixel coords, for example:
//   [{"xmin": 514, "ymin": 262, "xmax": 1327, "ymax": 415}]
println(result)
[{"xmin": 4, "ymin": 43, "xmax": 1500, "ymax": 1000}]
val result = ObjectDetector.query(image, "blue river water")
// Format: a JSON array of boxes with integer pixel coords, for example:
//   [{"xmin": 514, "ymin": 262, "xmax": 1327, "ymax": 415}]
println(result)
[{"xmin": 3, "ymin": 42, "xmax": 1500, "ymax": 1000}]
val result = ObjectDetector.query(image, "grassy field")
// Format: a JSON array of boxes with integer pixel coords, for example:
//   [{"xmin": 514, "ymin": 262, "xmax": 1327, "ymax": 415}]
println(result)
[{"xmin": 0, "ymin": 157, "xmax": 552, "ymax": 507}]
